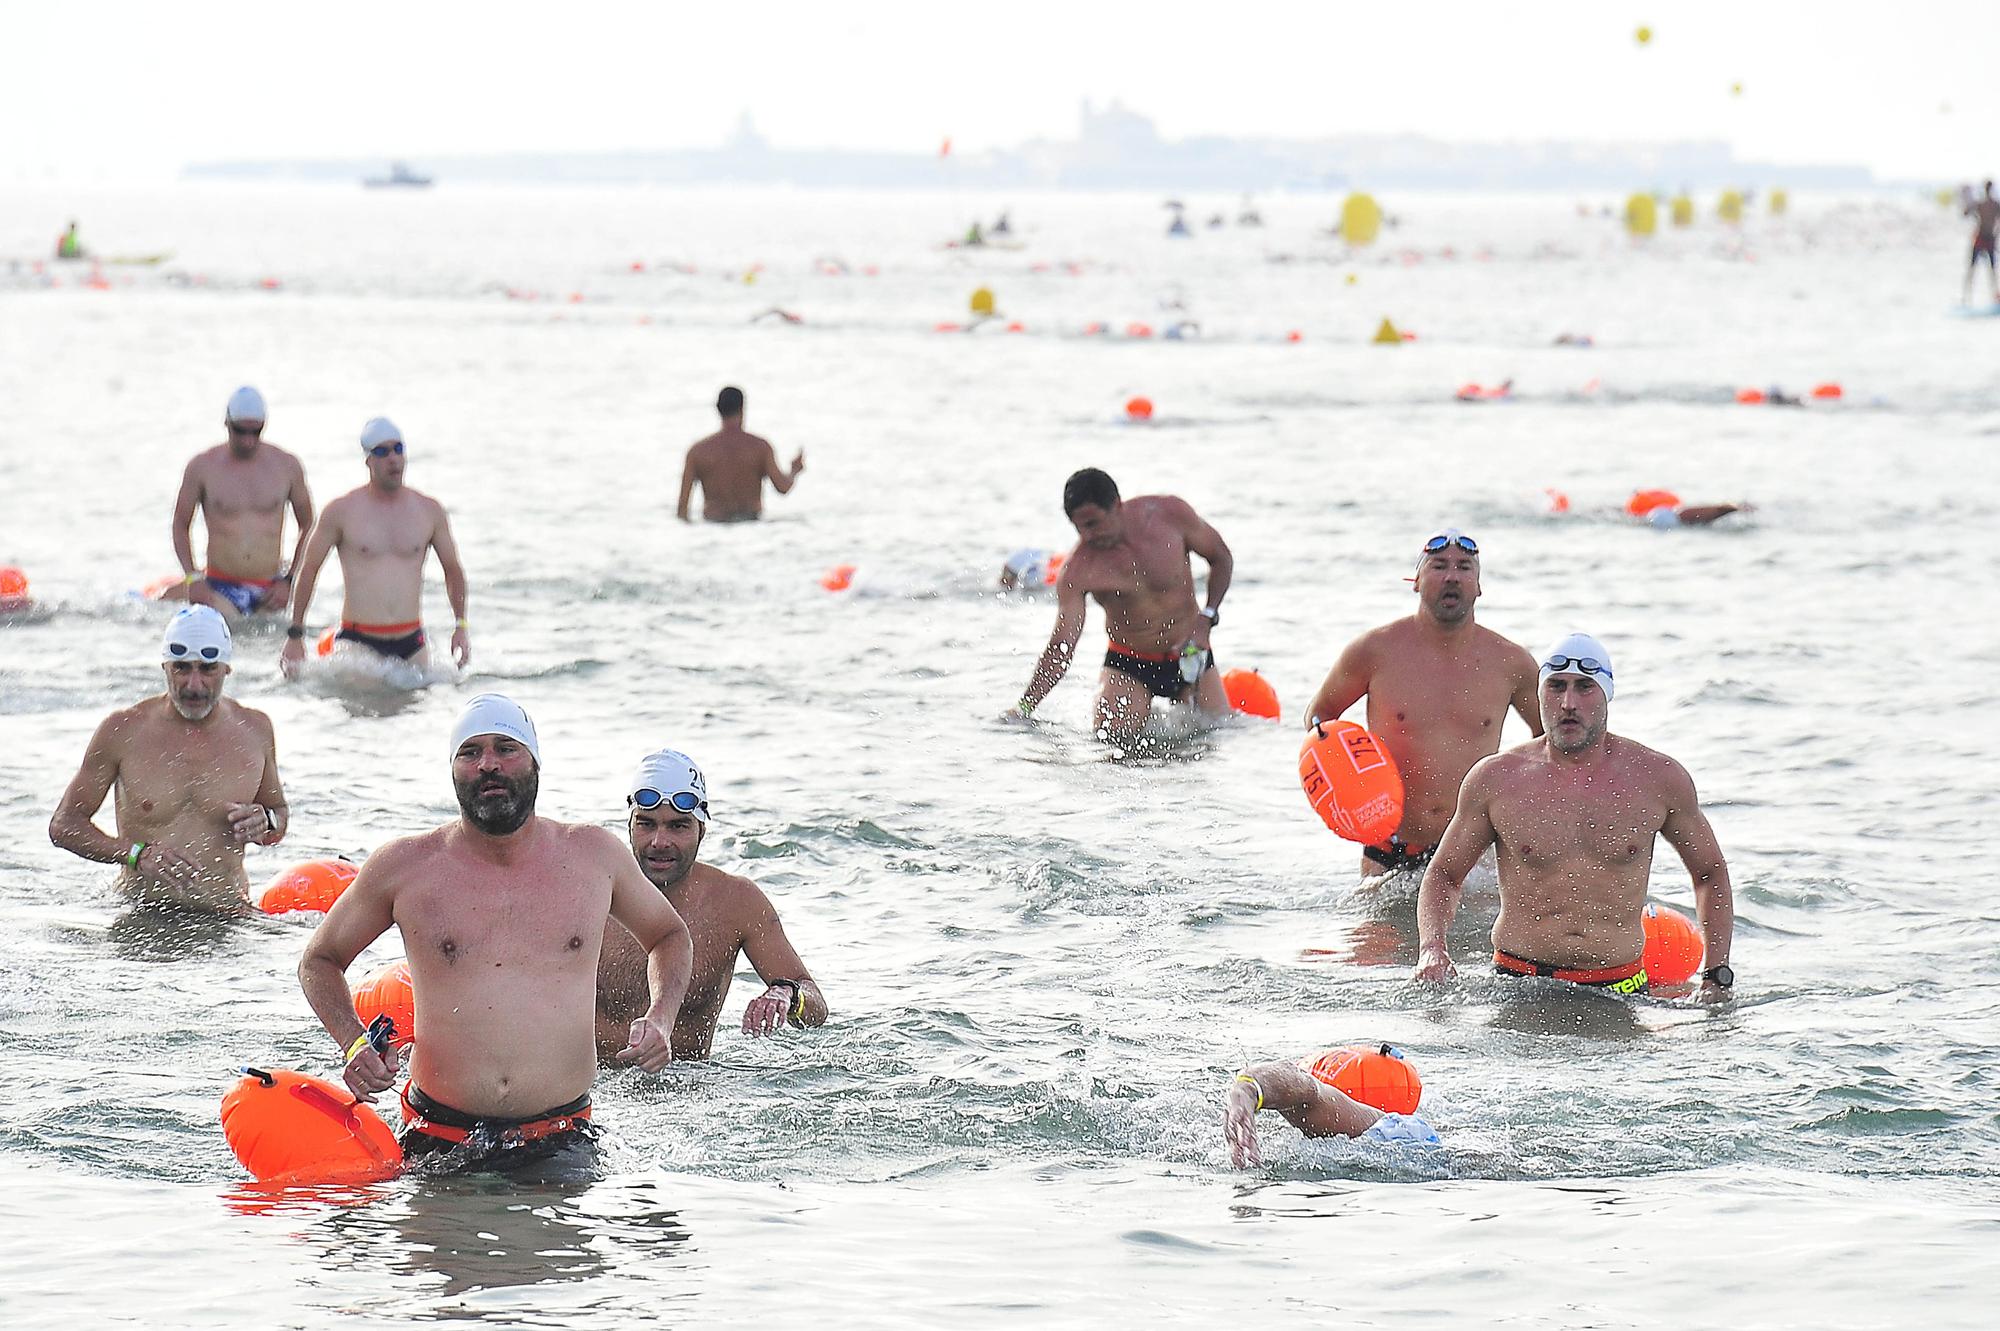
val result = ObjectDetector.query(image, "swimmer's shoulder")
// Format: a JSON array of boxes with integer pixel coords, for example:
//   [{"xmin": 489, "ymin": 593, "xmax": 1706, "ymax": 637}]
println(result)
[
  {"xmin": 1471, "ymin": 623, "xmax": 1539, "ymax": 673},
  {"xmin": 89, "ymin": 698, "xmax": 157, "ymax": 750},
  {"xmin": 1604, "ymin": 734, "xmax": 1694, "ymax": 789},
  {"xmin": 216, "ymin": 696, "xmax": 277, "ymax": 740}
]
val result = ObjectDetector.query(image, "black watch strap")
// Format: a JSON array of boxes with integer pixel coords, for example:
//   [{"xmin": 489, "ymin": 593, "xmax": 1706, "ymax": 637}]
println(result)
[
  {"xmin": 285, "ymin": 624, "xmax": 305, "ymax": 640},
  {"xmin": 1702, "ymin": 963, "xmax": 1734, "ymax": 988}
]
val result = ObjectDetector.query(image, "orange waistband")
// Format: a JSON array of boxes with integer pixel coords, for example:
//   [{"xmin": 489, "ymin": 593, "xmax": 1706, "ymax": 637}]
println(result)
[
  {"xmin": 399, "ymin": 1085, "xmax": 593, "ymax": 1145},
  {"xmin": 204, "ymin": 567, "xmax": 277, "ymax": 589},
  {"xmin": 1493, "ymin": 949, "xmax": 1645, "ymax": 985},
  {"xmin": 1107, "ymin": 641, "xmax": 1174, "ymax": 663},
  {"xmin": 341, "ymin": 619, "xmax": 423, "ymax": 637}
]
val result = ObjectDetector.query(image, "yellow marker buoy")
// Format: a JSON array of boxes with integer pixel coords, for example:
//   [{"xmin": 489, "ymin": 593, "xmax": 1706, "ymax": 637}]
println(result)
[
  {"xmin": 1344, "ymin": 272, "xmax": 1358, "ymax": 286},
  {"xmin": 1769, "ymin": 188, "xmax": 1789, "ymax": 216},
  {"xmin": 1624, "ymin": 193, "xmax": 1658, "ymax": 237},
  {"xmin": 970, "ymin": 286, "xmax": 996, "ymax": 316},
  {"xmin": 1731, "ymin": 82, "xmax": 1744, "ymax": 96},
  {"xmin": 1717, "ymin": 189, "xmax": 1744, "ymax": 224},
  {"xmin": 1635, "ymin": 25, "xmax": 1652, "ymax": 45},
  {"xmin": 1670, "ymin": 195, "xmax": 1694, "ymax": 227},
  {"xmin": 1340, "ymin": 193, "xmax": 1382, "ymax": 247},
  {"xmin": 1371, "ymin": 317, "xmax": 1401, "ymax": 345},
  {"xmin": 1936, "ymin": 187, "xmax": 1957, "ymax": 208}
]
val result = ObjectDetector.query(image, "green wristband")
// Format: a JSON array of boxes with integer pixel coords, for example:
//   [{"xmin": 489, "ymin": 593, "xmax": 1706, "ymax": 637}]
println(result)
[{"xmin": 126, "ymin": 842, "xmax": 146, "ymax": 869}]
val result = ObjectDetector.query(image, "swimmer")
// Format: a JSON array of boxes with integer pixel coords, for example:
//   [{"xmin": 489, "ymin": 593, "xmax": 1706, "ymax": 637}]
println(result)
[
  {"xmin": 55, "ymin": 220, "xmax": 83, "ymax": 260},
  {"xmin": 1007, "ymin": 468, "xmax": 1233, "ymax": 742},
  {"xmin": 1965, "ymin": 180, "xmax": 2000, "ymax": 305},
  {"xmin": 1223, "ymin": 1061, "xmax": 1438, "ymax": 1167},
  {"xmin": 750, "ymin": 307, "xmax": 804, "ymax": 324},
  {"xmin": 1641, "ymin": 501, "xmax": 1755, "ymax": 528},
  {"xmin": 49, "ymin": 607, "xmax": 288, "ymax": 914},
  {"xmin": 1414, "ymin": 633, "xmax": 1737, "ymax": 1002},
  {"xmin": 998, "ymin": 548, "xmax": 1060, "ymax": 591},
  {"xmin": 992, "ymin": 211, "xmax": 1013, "ymax": 236},
  {"xmin": 1303, "ymin": 530, "xmax": 1542, "ymax": 877},
  {"xmin": 676, "ymin": 386, "xmax": 804, "ymax": 523},
  {"xmin": 596, "ymin": 749, "xmax": 825, "ymax": 1060},
  {"xmin": 299, "ymin": 695, "xmax": 694, "ymax": 1178},
  {"xmin": 279, "ymin": 418, "xmax": 470, "ymax": 676},
  {"xmin": 166, "ymin": 386, "xmax": 315, "ymax": 620}
]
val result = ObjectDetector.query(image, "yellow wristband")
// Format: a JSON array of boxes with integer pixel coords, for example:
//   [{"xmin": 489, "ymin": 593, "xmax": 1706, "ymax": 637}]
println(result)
[
  {"xmin": 790, "ymin": 987, "xmax": 807, "ymax": 1022},
  {"xmin": 1234, "ymin": 1073, "xmax": 1263, "ymax": 1111},
  {"xmin": 455, "ymin": 617, "xmax": 469, "ymax": 630},
  {"xmin": 182, "ymin": 572, "xmax": 198, "ymax": 586},
  {"xmin": 343, "ymin": 1032, "xmax": 372, "ymax": 1064}
]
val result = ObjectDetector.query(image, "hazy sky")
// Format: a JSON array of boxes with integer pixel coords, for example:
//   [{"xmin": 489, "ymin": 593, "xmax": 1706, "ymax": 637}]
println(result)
[{"xmin": 3, "ymin": 1, "xmax": 1987, "ymax": 183}]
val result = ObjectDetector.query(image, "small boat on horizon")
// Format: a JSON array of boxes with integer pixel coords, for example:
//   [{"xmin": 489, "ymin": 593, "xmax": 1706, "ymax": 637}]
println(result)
[{"xmin": 364, "ymin": 162, "xmax": 432, "ymax": 189}]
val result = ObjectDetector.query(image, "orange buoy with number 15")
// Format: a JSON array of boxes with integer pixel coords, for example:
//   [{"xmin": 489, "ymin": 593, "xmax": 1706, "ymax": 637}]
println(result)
[
  {"xmin": 1305, "ymin": 1044, "xmax": 1423, "ymax": 1115},
  {"xmin": 1298, "ymin": 720, "xmax": 1404, "ymax": 843},
  {"xmin": 219, "ymin": 1066, "xmax": 403, "ymax": 1185}
]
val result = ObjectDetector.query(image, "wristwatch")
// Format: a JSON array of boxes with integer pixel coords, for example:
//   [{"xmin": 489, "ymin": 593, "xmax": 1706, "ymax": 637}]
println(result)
[
  {"xmin": 262, "ymin": 806, "xmax": 278, "ymax": 835},
  {"xmin": 1198, "ymin": 606, "xmax": 1220, "ymax": 628},
  {"xmin": 1701, "ymin": 963, "xmax": 1735, "ymax": 989}
]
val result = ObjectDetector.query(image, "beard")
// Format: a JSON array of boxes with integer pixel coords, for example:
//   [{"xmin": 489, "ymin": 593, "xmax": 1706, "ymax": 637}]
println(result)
[
  {"xmin": 1548, "ymin": 714, "xmax": 1606, "ymax": 754},
  {"xmin": 170, "ymin": 692, "xmax": 218, "ymax": 721},
  {"xmin": 455, "ymin": 766, "xmax": 539, "ymax": 836}
]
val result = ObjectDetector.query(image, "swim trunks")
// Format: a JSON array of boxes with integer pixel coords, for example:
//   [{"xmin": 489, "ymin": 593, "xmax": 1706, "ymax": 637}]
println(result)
[
  {"xmin": 1362, "ymin": 1112, "xmax": 1441, "ymax": 1146},
  {"xmin": 1973, "ymin": 236, "xmax": 1997, "ymax": 267},
  {"xmin": 399, "ymin": 1083, "xmax": 598, "ymax": 1175},
  {"xmin": 1363, "ymin": 836, "xmax": 1434, "ymax": 872},
  {"xmin": 1493, "ymin": 948, "xmax": 1648, "ymax": 995},
  {"xmin": 203, "ymin": 569, "xmax": 280, "ymax": 615},
  {"xmin": 337, "ymin": 619, "xmax": 427, "ymax": 659},
  {"xmin": 1103, "ymin": 642, "xmax": 1211, "ymax": 700}
]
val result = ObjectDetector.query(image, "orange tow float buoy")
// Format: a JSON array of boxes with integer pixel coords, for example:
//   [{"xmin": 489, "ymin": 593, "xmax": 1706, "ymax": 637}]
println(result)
[
  {"xmin": 1641, "ymin": 903, "xmax": 1704, "ymax": 985},
  {"xmin": 1043, "ymin": 552, "xmax": 1066, "ymax": 586},
  {"xmin": 1298, "ymin": 720, "xmax": 1404, "ymax": 843},
  {"xmin": 1735, "ymin": 387, "xmax": 1766, "ymax": 405},
  {"xmin": 354, "ymin": 960, "xmax": 416, "ymax": 1047},
  {"xmin": 1544, "ymin": 488, "xmax": 1572, "ymax": 514},
  {"xmin": 1222, "ymin": 668, "xmax": 1280, "ymax": 720},
  {"xmin": 220, "ymin": 1066, "xmax": 402, "ymax": 1185},
  {"xmin": 0, "ymin": 566, "xmax": 29, "ymax": 610},
  {"xmin": 819, "ymin": 564, "xmax": 856, "ymax": 593},
  {"xmin": 258, "ymin": 859, "xmax": 359, "ymax": 915},
  {"xmin": 1625, "ymin": 489, "xmax": 1681, "ymax": 518},
  {"xmin": 316, "ymin": 626, "xmax": 338, "ymax": 657},
  {"xmin": 1305, "ymin": 1044, "xmax": 1423, "ymax": 1115},
  {"xmin": 1124, "ymin": 396, "xmax": 1154, "ymax": 421},
  {"xmin": 1811, "ymin": 382, "xmax": 1843, "ymax": 400}
]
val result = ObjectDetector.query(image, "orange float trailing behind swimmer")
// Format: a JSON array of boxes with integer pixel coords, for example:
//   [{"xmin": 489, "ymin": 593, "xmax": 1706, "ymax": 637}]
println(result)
[
  {"xmin": 1222, "ymin": 668, "xmax": 1280, "ymax": 720},
  {"xmin": 0, "ymin": 566, "xmax": 29, "ymax": 611},
  {"xmin": 1811, "ymin": 382, "xmax": 1843, "ymax": 400},
  {"xmin": 220, "ymin": 1066, "xmax": 403, "ymax": 1185},
  {"xmin": 1125, "ymin": 396, "xmax": 1154, "ymax": 421},
  {"xmin": 258, "ymin": 858, "xmax": 359, "ymax": 915},
  {"xmin": 1305, "ymin": 1044, "xmax": 1422, "ymax": 1116},
  {"xmin": 1641, "ymin": 903, "xmax": 1703, "ymax": 985},
  {"xmin": 353, "ymin": 960, "xmax": 416, "ymax": 1048},
  {"xmin": 820, "ymin": 564, "xmax": 857, "ymax": 593},
  {"xmin": 316, "ymin": 627, "xmax": 338, "ymax": 658},
  {"xmin": 1735, "ymin": 388, "xmax": 1766, "ymax": 405},
  {"xmin": 1299, "ymin": 720, "xmax": 1404, "ymax": 843},
  {"xmin": 1625, "ymin": 489, "xmax": 1681, "ymax": 518}
]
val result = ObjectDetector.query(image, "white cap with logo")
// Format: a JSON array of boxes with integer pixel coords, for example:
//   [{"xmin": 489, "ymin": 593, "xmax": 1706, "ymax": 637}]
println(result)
[
  {"xmin": 449, "ymin": 693, "xmax": 541, "ymax": 766},
  {"xmin": 161, "ymin": 605, "xmax": 233, "ymax": 664},
  {"xmin": 627, "ymin": 749, "xmax": 709, "ymax": 824}
]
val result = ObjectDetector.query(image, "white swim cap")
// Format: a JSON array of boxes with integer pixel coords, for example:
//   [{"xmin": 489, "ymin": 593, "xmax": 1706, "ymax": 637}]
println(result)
[
  {"xmin": 1539, "ymin": 631, "xmax": 1615, "ymax": 701},
  {"xmin": 225, "ymin": 386, "xmax": 266, "ymax": 424},
  {"xmin": 1646, "ymin": 504, "xmax": 1680, "ymax": 529},
  {"xmin": 449, "ymin": 693, "xmax": 540, "ymax": 766},
  {"xmin": 627, "ymin": 748, "xmax": 709, "ymax": 823},
  {"xmin": 1416, "ymin": 527, "xmax": 1479, "ymax": 572},
  {"xmin": 360, "ymin": 417, "xmax": 402, "ymax": 451},
  {"xmin": 161, "ymin": 605, "xmax": 232, "ymax": 664},
  {"xmin": 1004, "ymin": 548, "xmax": 1049, "ymax": 583}
]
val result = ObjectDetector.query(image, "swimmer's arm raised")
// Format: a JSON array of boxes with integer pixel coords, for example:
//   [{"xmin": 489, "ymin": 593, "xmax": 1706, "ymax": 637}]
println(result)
[
  {"xmin": 762, "ymin": 439, "xmax": 802, "ymax": 494},
  {"xmin": 676, "ymin": 450, "xmax": 696, "ymax": 522},
  {"xmin": 171, "ymin": 459, "xmax": 204, "ymax": 579},
  {"xmin": 740, "ymin": 891, "xmax": 825, "ymax": 1032},
  {"xmin": 608, "ymin": 840, "xmax": 693, "ymax": 1070},
  {"xmin": 1659, "ymin": 761, "xmax": 1734, "ymax": 997},
  {"xmin": 1304, "ymin": 638, "xmax": 1371, "ymax": 730},
  {"xmin": 1016, "ymin": 575, "xmax": 1087, "ymax": 714},
  {"xmin": 298, "ymin": 848, "xmax": 403, "ymax": 1095},
  {"xmin": 1225, "ymin": 1062, "xmax": 1381, "ymax": 1167},
  {"xmin": 1414, "ymin": 760, "xmax": 1499, "ymax": 980}
]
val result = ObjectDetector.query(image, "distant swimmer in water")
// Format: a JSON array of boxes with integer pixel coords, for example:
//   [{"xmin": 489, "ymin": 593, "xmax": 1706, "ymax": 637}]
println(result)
[
  {"xmin": 1166, "ymin": 214, "xmax": 1192, "ymax": 238},
  {"xmin": 280, "ymin": 417, "xmax": 471, "ymax": 677},
  {"xmin": 677, "ymin": 385, "xmax": 804, "ymax": 523},
  {"xmin": 1640, "ymin": 501, "xmax": 1755, "ymax": 528},
  {"xmin": 1222, "ymin": 1060, "xmax": 1438, "ymax": 1167},
  {"xmin": 999, "ymin": 547, "xmax": 1063, "ymax": 591},
  {"xmin": 164, "ymin": 386, "xmax": 314, "ymax": 621},
  {"xmin": 1965, "ymin": 180, "xmax": 2000, "ymax": 305},
  {"xmin": 596, "ymin": 749, "xmax": 826, "ymax": 1061},
  {"xmin": 992, "ymin": 211, "xmax": 1013, "ymax": 236},
  {"xmin": 1414, "ymin": 633, "xmax": 1737, "ymax": 1002},
  {"xmin": 750, "ymin": 307, "xmax": 803, "ymax": 324},
  {"xmin": 49, "ymin": 607, "xmax": 288, "ymax": 914},
  {"xmin": 299, "ymin": 695, "xmax": 694, "ymax": 1179},
  {"xmin": 963, "ymin": 221, "xmax": 986, "ymax": 248},
  {"xmin": 1006, "ymin": 468, "xmax": 1233, "ymax": 742},
  {"xmin": 1304, "ymin": 530, "xmax": 1542, "ymax": 878},
  {"xmin": 55, "ymin": 220, "xmax": 83, "ymax": 260}
]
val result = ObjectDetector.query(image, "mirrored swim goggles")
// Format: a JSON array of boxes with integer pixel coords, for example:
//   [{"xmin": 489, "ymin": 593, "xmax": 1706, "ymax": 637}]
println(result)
[
  {"xmin": 630, "ymin": 787, "xmax": 707, "ymax": 815},
  {"xmin": 165, "ymin": 641, "xmax": 225, "ymax": 661},
  {"xmin": 1422, "ymin": 532, "xmax": 1479, "ymax": 556},
  {"xmin": 367, "ymin": 441, "xmax": 405, "ymax": 458},
  {"xmin": 1541, "ymin": 655, "xmax": 1610, "ymax": 678}
]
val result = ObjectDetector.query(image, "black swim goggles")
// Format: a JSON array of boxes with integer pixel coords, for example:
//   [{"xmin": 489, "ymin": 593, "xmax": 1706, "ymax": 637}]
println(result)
[
  {"xmin": 1542, "ymin": 655, "xmax": 1611, "ymax": 678},
  {"xmin": 1422, "ymin": 532, "xmax": 1479, "ymax": 556},
  {"xmin": 165, "ymin": 642, "xmax": 224, "ymax": 661},
  {"xmin": 630, "ymin": 788, "xmax": 706, "ymax": 815},
  {"xmin": 366, "ymin": 442, "xmax": 404, "ymax": 458}
]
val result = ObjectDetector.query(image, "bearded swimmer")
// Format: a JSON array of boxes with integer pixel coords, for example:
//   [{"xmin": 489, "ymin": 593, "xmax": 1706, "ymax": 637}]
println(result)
[
  {"xmin": 167, "ymin": 386, "xmax": 314, "ymax": 620},
  {"xmin": 1007, "ymin": 467, "xmax": 1233, "ymax": 742},
  {"xmin": 280, "ymin": 417, "xmax": 470, "ymax": 676},
  {"xmin": 1413, "ymin": 633, "xmax": 1737, "ymax": 1002},
  {"xmin": 1303, "ymin": 529, "xmax": 1542, "ymax": 876},
  {"xmin": 48, "ymin": 607, "xmax": 287, "ymax": 913},
  {"xmin": 597, "ymin": 749, "xmax": 826, "ymax": 1060},
  {"xmin": 298, "ymin": 695, "xmax": 694, "ymax": 1177}
]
